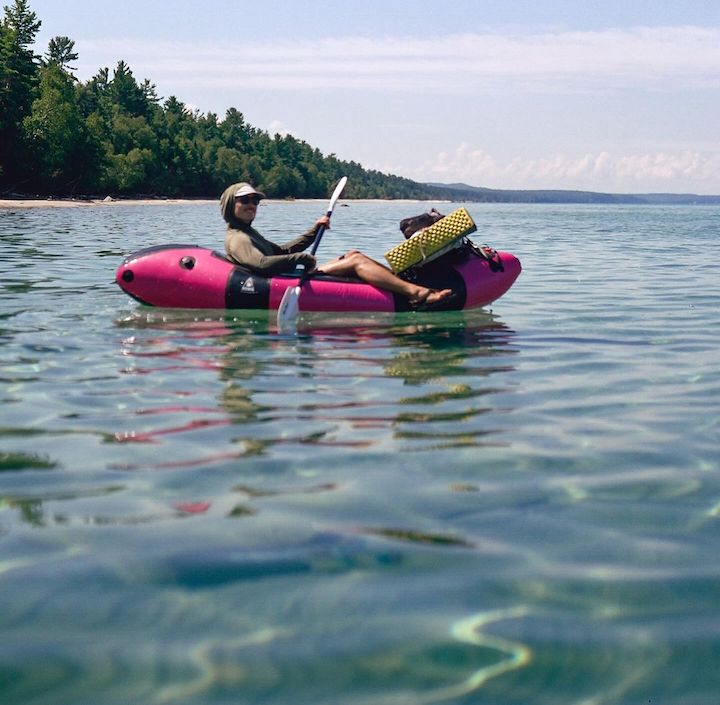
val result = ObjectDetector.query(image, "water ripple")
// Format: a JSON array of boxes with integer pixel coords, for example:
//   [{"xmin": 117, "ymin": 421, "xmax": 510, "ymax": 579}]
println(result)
[{"xmin": 2, "ymin": 202, "xmax": 720, "ymax": 704}]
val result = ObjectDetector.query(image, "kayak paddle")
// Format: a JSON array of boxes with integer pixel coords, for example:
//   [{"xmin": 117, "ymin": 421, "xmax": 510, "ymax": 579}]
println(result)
[{"xmin": 277, "ymin": 176, "xmax": 348, "ymax": 330}]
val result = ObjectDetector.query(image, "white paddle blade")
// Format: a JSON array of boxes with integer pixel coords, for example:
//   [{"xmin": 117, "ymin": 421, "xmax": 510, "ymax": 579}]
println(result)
[
  {"xmin": 277, "ymin": 285, "xmax": 301, "ymax": 331},
  {"xmin": 328, "ymin": 176, "xmax": 348, "ymax": 212}
]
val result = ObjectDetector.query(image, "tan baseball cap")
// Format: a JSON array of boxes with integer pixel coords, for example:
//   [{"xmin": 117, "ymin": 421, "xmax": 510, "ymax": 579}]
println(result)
[{"xmin": 234, "ymin": 183, "xmax": 266, "ymax": 199}]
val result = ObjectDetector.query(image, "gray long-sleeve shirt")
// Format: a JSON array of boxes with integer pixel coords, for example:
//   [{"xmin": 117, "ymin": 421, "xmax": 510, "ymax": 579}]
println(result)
[{"xmin": 225, "ymin": 223, "xmax": 317, "ymax": 275}]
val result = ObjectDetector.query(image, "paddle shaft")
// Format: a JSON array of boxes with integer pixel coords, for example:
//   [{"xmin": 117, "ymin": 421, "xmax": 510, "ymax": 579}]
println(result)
[
  {"xmin": 310, "ymin": 176, "xmax": 347, "ymax": 257},
  {"xmin": 310, "ymin": 218, "xmax": 329, "ymax": 256},
  {"xmin": 300, "ymin": 227, "xmax": 327, "ymax": 284}
]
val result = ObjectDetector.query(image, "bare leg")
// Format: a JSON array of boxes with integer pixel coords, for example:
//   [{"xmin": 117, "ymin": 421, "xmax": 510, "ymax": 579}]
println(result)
[{"xmin": 318, "ymin": 251, "xmax": 452, "ymax": 305}]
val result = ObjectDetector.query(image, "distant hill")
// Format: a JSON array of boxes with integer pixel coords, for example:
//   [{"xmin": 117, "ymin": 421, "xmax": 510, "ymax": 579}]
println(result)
[{"xmin": 424, "ymin": 182, "xmax": 720, "ymax": 205}]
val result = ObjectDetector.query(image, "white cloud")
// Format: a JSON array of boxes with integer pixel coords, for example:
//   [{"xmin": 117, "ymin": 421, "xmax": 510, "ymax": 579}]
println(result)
[
  {"xmin": 68, "ymin": 26, "xmax": 720, "ymax": 192},
  {"xmin": 394, "ymin": 143, "xmax": 720, "ymax": 193},
  {"xmin": 267, "ymin": 120, "xmax": 292, "ymax": 137},
  {"xmin": 76, "ymin": 25, "xmax": 720, "ymax": 93}
]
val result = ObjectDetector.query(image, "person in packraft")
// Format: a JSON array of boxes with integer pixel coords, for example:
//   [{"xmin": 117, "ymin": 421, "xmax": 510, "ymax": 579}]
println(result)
[{"xmin": 220, "ymin": 182, "xmax": 452, "ymax": 308}]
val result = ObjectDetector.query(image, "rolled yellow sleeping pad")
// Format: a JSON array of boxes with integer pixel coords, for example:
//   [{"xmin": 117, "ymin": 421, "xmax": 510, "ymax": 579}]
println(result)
[{"xmin": 384, "ymin": 207, "xmax": 477, "ymax": 273}]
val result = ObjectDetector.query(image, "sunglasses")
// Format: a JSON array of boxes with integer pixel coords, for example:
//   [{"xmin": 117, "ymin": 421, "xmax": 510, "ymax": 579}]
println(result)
[{"xmin": 236, "ymin": 195, "xmax": 261, "ymax": 205}]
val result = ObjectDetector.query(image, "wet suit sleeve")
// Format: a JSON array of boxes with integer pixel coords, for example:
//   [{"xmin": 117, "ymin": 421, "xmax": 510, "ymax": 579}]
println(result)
[
  {"xmin": 225, "ymin": 229, "xmax": 316, "ymax": 275},
  {"xmin": 277, "ymin": 226, "xmax": 318, "ymax": 254}
]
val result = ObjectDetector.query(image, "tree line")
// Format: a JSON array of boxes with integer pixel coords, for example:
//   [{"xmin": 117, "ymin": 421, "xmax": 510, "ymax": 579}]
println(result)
[{"xmin": 0, "ymin": 1, "xmax": 461, "ymax": 201}]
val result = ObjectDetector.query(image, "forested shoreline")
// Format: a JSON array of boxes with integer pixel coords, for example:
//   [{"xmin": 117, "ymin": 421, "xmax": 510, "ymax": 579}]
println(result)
[
  {"xmin": 0, "ymin": 1, "xmax": 448, "ymax": 201},
  {"xmin": 4, "ymin": 2, "xmax": 718, "ymax": 205}
]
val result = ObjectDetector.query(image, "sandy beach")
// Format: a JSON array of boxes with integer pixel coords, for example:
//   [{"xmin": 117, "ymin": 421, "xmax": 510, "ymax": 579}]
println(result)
[
  {"xmin": 0, "ymin": 197, "xmax": 217, "ymax": 209},
  {"xmin": 0, "ymin": 197, "xmax": 439, "ymax": 209}
]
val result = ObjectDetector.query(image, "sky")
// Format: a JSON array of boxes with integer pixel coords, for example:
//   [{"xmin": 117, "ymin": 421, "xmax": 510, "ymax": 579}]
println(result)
[{"xmin": 28, "ymin": 0, "xmax": 720, "ymax": 194}]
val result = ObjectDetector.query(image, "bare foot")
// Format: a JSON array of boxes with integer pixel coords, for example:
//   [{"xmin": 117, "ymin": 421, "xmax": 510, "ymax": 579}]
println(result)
[
  {"xmin": 425, "ymin": 288, "xmax": 452, "ymax": 305},
  {"xmin": 409, "ymin": 288, "xmax": 453, "ymax": 308}
]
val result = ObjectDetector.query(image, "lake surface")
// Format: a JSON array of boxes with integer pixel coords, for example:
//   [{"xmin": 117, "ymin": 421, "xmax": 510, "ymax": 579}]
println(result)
[{"xmin": 1, "ymin": 199, "xmax": 718, "ymax": 704}]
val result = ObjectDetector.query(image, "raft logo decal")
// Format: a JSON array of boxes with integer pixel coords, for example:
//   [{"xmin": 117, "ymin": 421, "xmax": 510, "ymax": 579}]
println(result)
[{"xmin": 241, "ymin": 277, "xmax": 256, "ymax": 294}]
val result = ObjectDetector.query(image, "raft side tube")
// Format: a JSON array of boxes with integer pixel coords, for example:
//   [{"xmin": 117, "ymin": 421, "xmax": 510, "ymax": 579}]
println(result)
[
  {"xmin": 116, "ymin": 244, "xmax": 521, "ymax": 311},
  {"xmin": 458, "ymin": 251, "xmax": 521, "ymax": 308},
  {"xmin": 116, "ymin": 245, "xmax": 230, "ymax": 308}
]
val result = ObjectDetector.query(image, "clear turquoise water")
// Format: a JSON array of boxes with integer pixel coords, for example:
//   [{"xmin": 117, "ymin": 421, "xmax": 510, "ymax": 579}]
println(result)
[{"xmin": 1, "ymin": 201, "xmax": 718, "ymax": 704}]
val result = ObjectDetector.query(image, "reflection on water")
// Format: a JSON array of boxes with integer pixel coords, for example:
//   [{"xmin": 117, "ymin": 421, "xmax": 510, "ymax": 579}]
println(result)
[{"xmin": 112, "ymin": 308, "xmax": 518, "ymax": 464}]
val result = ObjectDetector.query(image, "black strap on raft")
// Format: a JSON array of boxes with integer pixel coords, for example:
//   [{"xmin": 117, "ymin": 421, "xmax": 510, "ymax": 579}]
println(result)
[{"xmin": 469, "ymin": 241, "xmax": 504, "ymax": 272}]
